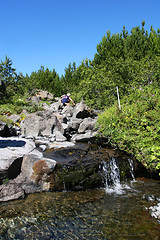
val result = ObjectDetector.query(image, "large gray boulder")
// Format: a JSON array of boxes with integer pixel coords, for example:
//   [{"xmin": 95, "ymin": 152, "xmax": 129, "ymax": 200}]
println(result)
[
  {"xmin": 78, "ymin": 117, "xmax": 98, "ymax": 133},
  {"xmin": 0, "ymin": 137, "xmax": 36, "ymax": 184},
  {"xmin": 0, "ymin": 150, "xmax": 57, "ymax": 202},
  {"xmin": 20, "ymin": 101, "xmax": 98, "ymax": 143},
  {"xmin": 61, "ymin": 105, "xmax": 74, "ymax": 118},
  {"xmin": 72, "ymin": 102, "xmax": 91, "ymax": 119},
  {"xmin": 21, "ymin": 110, "xmax": 64, "ymax": 137},
  {"xmin": 67, "ymin": 118, "xmax": 83, "ymax": 131},
  {"xmin": 71, "ymin": 130, "xmax": 97, "ymax": 142},
  {"xmin": 18, "ymin": 154, "xmax": 57, "ymax": 193},
  {"xmin": 21, "ymin": 112, "xmax": 45, "ymax": 137}
]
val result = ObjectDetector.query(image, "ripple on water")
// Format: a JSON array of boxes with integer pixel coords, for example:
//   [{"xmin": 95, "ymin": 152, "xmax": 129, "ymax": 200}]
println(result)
[{"xmin": 0, "ymin": 180, "xmax": 160, "ymax": 240}]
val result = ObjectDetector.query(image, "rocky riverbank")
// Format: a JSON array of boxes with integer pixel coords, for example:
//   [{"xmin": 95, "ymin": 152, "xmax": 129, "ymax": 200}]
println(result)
[
  {"xmin": 0, "ymin": 100, "xmax": 104, "ymax": 202},
  {"xmin": 0, "ymin": 97, "xmax": 159, "ymax": 208}
]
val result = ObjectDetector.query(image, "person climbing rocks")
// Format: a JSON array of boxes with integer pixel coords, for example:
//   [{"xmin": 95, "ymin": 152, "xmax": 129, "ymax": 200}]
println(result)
[{"xmin": 61, "ymin": 93, "xmax": 75, "ymax": 106}]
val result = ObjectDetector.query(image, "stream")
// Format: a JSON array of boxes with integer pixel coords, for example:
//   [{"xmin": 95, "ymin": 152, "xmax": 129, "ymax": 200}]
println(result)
[{"xmin": 0, "ymin": 144, "xmax": 160, "ymax": 240}]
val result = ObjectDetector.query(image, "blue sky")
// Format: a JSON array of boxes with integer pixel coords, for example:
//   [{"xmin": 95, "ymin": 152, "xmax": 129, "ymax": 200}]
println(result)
[{"xmin": 1, "ymin": 0, "xmax": 160, "ymax": 76}]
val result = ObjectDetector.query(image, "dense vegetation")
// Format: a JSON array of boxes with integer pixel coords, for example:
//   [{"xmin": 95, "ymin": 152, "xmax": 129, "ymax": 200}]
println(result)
[
  {"xmin": 97, "ymin": 84, "xmax": 160, "ymax": 173},
  {"xmin": 0, "ymin": 21, "xmax": 160, "ymax": 173}
]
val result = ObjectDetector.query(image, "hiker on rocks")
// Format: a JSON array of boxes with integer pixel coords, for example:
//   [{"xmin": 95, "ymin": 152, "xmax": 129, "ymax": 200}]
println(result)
[{"xmin": 61, "ymin": 93, "xmax": 75, "ymax": 106}]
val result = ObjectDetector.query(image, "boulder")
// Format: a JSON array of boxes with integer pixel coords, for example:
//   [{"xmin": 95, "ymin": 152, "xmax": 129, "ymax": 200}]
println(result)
[
  {"xmin": 48, "ymin": 144, "xmax": 106, "ymax": 191},
  {"xmin": 50, "ymin": 101, "xmax": 61, "ymax": 112},
  {"xmin": 72, "ymin": 102, "xmax": 91, "ymax": 119},
  {"xmin": 19, "ymin": 154, "xmax": 56, "ymax": 189},
  {"xmin": 71, "ymin": 130, "xmax": 97, "ymax": 142},
  {"xmin": 78, "ymin": 117, "xmax": 98, "ymax": 133},
  {"xmin": 5, "ymin": 114, "xmax": 20, "ymax": 123},
  {"xmin": 67, "ymin": 118, "xmax": 83, "ymax": 131},
  {"xmin": 21, "ymin": 110, "xmax": 65, "ymax": 138},
  {"xmin": 54, "ymin": 130, "xmax": 67, "ymax": 142},
  {"xmin": 21, "ymin": 112, "xmax": 44, "ymax": 137},
  {"xmin": 0, "ymin": 151, "xmax": 57, "ymax": 201},
  {"xmin": 61, "ymin": 105, "xmax": 74, "ymax": 118},
  {"xmin": 36, "ymin": 89, "xmax": 54, "ymax": 100},
  {"xmin": 0, "ymin": 182, "xmax": 25, "ymax": 202},
  {"xmin": 31, "ymin": 95, "xmax": 41, "ymax": 104},
  {"xmin": 0, "ymin": 137, "xmax": 35, "ymax": 184}
]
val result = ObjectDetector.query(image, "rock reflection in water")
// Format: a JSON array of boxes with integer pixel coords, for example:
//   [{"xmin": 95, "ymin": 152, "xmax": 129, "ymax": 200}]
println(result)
[{"xmin": 0, "ymin": 179, "xmax": 160, "ymax": 240}]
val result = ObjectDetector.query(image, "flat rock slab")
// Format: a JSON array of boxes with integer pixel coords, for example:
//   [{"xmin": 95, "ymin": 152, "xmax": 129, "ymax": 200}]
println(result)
[
  {"xmin": 48, "ymin": 141, "xmax": 75, "ymax": 149},
  {"xmin": 0, "ymin": 137, "xmax": 36, "ymax": 170}
]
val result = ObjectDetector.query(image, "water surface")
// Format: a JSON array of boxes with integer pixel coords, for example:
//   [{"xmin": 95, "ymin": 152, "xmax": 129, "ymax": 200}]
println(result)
[{"xmin": 0, "ymin": 178, "xmax": 160, "ymax": 240}]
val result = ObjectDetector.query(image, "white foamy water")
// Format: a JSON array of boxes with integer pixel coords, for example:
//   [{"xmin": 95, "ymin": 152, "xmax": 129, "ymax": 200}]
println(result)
[{"xmin": 103, "ymin": 157, "xmax": 135, "ymax": 195}]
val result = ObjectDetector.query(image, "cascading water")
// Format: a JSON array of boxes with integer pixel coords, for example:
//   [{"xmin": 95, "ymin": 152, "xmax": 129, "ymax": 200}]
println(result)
[
  {"xmin": 103, "ymin": 157, "xmax": 135, "ymax": 194},
  {"xmin": 128, "ymin": 158, "xmax": 135, "ymax": 181},
  {"xmin": 103, "ymin": 157, "xmax": 123, "ymax": 194}
]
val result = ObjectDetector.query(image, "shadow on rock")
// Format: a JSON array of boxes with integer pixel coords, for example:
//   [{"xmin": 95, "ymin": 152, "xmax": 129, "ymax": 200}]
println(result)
[{"xmin": 0, "ymin": 140, "xmax": 26, "ymax": 148}]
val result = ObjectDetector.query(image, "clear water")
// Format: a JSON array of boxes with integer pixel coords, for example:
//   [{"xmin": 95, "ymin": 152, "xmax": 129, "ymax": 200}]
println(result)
[{"xmin": 0, "ymin": 179, "xmax": 160, "ymax": 240}]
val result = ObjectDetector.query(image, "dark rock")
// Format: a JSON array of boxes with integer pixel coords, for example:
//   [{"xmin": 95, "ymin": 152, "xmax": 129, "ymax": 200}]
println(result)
[
  {"xmin": 44, "ymin": 143, "xmax": 109, "ymax": 191},
  {"xmin": 0, "ymin": 122, "xmax": 10, "ymax": 137}
]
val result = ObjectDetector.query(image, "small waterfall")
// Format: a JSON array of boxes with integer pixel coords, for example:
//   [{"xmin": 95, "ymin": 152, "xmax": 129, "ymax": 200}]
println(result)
[
  {"xmin": 128, "ymin": 159, "xmax": 135, "ymax": 181},
  {"xmin": 103, "ymin": 157, "xmax": 123, "ymax": 194},
  {"xmin": 103, "ymin": 157, "xmax": 135, "ymax": 194}
]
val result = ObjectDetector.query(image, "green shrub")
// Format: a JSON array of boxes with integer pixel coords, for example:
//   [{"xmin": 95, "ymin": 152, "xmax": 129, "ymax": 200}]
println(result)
[{"xmin": 97, "ymin": 84, "xmax": 160, "ymax": 173}]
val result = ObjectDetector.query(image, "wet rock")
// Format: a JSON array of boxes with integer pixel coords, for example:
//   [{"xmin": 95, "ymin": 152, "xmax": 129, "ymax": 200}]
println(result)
[
  {"xmin": 142, "ymin": 194, "xmax": 156, "ymax": 202},
  {"xmin": 45, "ymin": 144, "xmax": 108, "ymax": 191},
  {"xmin": 142, "ymin": 194, "xmax": 160, "ymax": 202}
]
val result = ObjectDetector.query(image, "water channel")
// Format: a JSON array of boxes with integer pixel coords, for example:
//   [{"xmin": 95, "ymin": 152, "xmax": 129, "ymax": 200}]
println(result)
[{"xmin": 0, "ymin": 144, "xmax": 160, "ymax": 240}]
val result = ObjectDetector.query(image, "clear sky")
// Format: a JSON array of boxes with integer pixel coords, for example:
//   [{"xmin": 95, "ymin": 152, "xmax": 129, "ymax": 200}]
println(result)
[{"xmin": 1, "ymin": 0, "xmax": 160, "ymax": 76}]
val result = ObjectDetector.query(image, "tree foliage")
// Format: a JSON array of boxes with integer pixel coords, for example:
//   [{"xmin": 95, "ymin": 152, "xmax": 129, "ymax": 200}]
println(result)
[
  {"xmin": 71, "ymin": 21, "xmax": 160, "ymax": 109},
  {"xmin": 0, "ymin": 21, "xmax": 160, "ymax": 109}
]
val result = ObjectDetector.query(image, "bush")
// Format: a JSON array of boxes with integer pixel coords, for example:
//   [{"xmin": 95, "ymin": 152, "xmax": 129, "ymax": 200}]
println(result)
[{"xmin": 97, "ymin": 84, "xmax": 160, "ymax": 173}]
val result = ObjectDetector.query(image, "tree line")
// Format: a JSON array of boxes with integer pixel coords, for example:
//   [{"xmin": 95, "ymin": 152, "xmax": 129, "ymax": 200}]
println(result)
[{"xmin": 0, "ymin": 21, "xmax": 160, "ymax": 109}]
